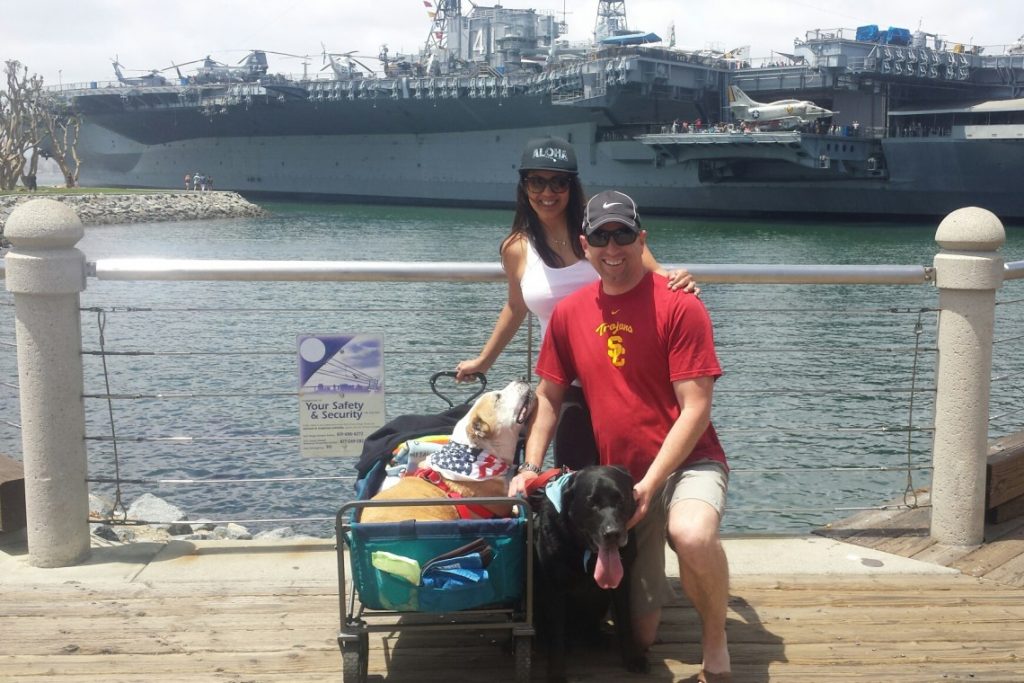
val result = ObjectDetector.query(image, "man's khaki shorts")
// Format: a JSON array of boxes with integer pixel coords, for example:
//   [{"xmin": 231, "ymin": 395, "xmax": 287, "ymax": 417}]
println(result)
[{"xmin": 629, "ymin": 461, "xmax": 729, "ymax": 615}]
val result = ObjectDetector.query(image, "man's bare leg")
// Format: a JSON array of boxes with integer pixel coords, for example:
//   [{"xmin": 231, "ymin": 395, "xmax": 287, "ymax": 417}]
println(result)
[{"xmin": 668, "ymin": 499, "xmax": 731, "ymax": 675}]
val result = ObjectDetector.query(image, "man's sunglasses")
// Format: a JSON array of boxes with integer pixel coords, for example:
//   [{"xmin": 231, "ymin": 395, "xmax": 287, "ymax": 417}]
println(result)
[
  {"xmin": 522, "ymin": 175, "xmax": 572, "ymax": 194},
  {"xmin": 585, "ymin": 227, "xmax": 639, "ymax": 247}
]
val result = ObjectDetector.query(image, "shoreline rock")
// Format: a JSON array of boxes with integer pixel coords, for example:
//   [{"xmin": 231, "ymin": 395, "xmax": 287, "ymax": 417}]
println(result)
[
  {"xmin": 89, "ymin": 492, "xmax": 324, "ymax": 544},
  {"xmin": 0, "ymin": 190, "xmax": 267, "ymax": 245}
]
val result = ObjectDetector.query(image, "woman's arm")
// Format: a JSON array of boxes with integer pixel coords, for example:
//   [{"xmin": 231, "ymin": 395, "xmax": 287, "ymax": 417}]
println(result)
[
  {"xmin": 455, "ymin": 236, "xmax": 530, "ymax": 381},
  {"xmin": 641, "ymin": 244, "xmax": 700, "ymax": 295}
]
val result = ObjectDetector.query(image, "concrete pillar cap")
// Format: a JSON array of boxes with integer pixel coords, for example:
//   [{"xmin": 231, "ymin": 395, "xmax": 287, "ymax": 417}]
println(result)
[
  {"xmin": 935, "ymin": 207, "xmax": 1005, "ymax": 252},
  {"xmin": 4, "ymin": 199, "xmax": 84, "ymax": 249}
]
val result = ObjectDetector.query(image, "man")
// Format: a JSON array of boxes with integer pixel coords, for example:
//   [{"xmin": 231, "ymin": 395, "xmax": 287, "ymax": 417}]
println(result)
[{"xmin": 510, "ymin": 190, "xmax": 731, "ymax": 681}]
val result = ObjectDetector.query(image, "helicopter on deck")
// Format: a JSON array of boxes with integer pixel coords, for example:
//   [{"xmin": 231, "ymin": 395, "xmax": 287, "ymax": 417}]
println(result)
[
  {"xmin": 320, "ymin": 46, "xmax": 379, "ymax": 80},
  {"xmin": 110, "ymin": 58, "xmax": 170, "ymax": 87},
  {"xmin": 169, "ymin": 51, "xmax": 270, "ymax": 84}
]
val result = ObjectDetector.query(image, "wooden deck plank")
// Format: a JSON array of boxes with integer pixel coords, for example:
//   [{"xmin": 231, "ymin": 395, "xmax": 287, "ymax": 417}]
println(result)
[
  {"xmin": 950, "ymin": 523, "xmax": 1024, "ymax": 577},
  {"xmin": 3, "ymin": 573, "xmax": 1024, "ymax": 682}
]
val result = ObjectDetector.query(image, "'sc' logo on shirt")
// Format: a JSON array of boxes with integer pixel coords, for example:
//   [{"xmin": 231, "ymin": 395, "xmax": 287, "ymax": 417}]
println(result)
[{"xmin": 607, "ymin": 335, "xmax": 625, "ymax": 367}]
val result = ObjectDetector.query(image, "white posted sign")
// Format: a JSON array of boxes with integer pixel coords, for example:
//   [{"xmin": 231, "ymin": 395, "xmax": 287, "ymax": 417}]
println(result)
[{"xmin": 296, "ymin": 333, "xmax": 385, "ymax": 457}]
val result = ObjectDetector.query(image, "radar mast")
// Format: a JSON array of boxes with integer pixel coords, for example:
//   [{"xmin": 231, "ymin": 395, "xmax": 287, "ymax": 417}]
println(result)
[
  {"xmin": 594, "ymin": 0, "xmax": 628, "ymax": 42},
  {"xmin": 425, "ymin": 0, "xmax": 461, "ymax": 52}
]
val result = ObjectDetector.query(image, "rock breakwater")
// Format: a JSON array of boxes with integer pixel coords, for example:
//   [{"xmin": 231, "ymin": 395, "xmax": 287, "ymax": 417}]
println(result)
[
  {"xmin": 89, "ymin": 492, "xmax": 322, "ymax": 544},
  {"xmin": 0, "ymin": 191, "xmax": 266, "ymax": 242}
]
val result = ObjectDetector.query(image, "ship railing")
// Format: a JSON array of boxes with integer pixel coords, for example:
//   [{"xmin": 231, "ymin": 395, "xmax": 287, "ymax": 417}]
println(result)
[{"xmin": 1, "ymin": 204, "xmax": 1023, "ymax": 566}]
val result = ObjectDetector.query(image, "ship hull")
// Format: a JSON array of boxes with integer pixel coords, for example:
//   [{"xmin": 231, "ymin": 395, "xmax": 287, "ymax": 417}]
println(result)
[{"xmin": 75, "ymin": 117, "xmax": 1024, "ymax": 222}]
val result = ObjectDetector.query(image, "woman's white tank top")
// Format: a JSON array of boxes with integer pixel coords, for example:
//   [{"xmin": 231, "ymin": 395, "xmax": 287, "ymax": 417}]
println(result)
[{"xmin": 520, "ymin": 237, "xmax": 598, "ymax": 340}]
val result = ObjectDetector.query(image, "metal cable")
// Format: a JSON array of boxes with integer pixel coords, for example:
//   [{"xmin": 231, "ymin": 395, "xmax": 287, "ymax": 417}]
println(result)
[
  {"xmin": 81, "ymin": 305, "xmax": 503, "ymax": 314},
  {"xmin": 991, "ymin": 368, "xmax": 1024, "ymax": 383},
  {"xmin": 79, "ymin": 302, "xmax": 939, "ymax": 317},
  {"xmin": 902, "ymin": 312, "xmax": 925, "ymax": 508},
  {"xmin": 91, "ymin": 503, "xmax": 931, "ymax": 528},
  {"xmin": 731, "ymin": 464, "xmax": 931, "ymax": 473},
  {"xmin": 990, "ymin": 404, "xmax": 1024, "ymax": 423},
  {"xmin": 96, "ymin": 311, "xmax": 128, "ymax": 522},
  {"xmin": 92, "ymin": 515, "xmax": 336, "ymax": 526},
  {"xmin": 79, "ymin": 347, "xmax": 532, "ymax": 357},
  {"xmin": 88, "ymin": 474, "xmax": 355, "ymax": 485},
  {"xmin": 85, "ymin": 434, "xmax": 300, "ymax": 443},
  {"xmin": 77, "ymin": 343, "xmax": 936, "ymax": 357},
  {"xmin": 81, "ymin": 424, "xmax": 936, "ymax": 443},
  {"xmin": 80, "ymin": 389, "xmax": 447, "ymax": 400},
  {"xmin": 735, "ymin": 503, "xmax": 931, "ymax": 514},
  {"xmin": 993, "ymin": 332, "xmax": 1024, "ymax": 345},
  {"xmin": 77, "ymin": 384, "xmax": 938, "ymax": 400},
  {"xmin": 721, "ymin": 424, "xmax": 933, "ymax": 435}
]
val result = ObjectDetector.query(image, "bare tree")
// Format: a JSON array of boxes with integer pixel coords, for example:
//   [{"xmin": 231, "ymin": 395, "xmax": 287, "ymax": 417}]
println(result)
[
  {"xmin": 0, "ymin": 60, "xmax": 80, "ymax": 191},
  {"xmin": 39, "ymin": 95, "xmax": 81, "ymax": 187},
  {"xmin": 0, "ymin": 60, "xmax": 44, "ymax": 191}
]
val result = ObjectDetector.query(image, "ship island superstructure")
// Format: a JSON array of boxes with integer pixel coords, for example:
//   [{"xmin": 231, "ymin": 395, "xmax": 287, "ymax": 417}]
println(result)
[{"xmin": 56, "ymin": 1, "xmax": 1024, "ymax": 220}]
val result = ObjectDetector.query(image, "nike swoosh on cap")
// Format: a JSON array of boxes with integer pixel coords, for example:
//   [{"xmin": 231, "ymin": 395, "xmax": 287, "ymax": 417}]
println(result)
[{"xmin": 602, "ymin": 202, "xmax": 622, "ymax": 209}]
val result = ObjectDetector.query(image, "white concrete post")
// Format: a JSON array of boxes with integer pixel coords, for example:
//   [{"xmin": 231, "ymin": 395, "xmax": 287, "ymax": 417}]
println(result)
[
  {"xmin": 3, "ymin": 199, "xmax": 90, "ymax": 567},
  {"xmin": 930, "ymin": 207, "xmax": 1005, "ymax": 546}
]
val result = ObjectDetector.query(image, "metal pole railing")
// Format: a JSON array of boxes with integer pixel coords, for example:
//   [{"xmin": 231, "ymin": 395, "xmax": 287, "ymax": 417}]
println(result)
[{"xmin": 87, "ymin": 258, "xmax": 933, "ymax": 285}]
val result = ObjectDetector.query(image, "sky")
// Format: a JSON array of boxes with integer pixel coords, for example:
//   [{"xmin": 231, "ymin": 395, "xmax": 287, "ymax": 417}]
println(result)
[{"xmin": 4, "ymin": 0, "xmax": 1023, "ymax": 86}]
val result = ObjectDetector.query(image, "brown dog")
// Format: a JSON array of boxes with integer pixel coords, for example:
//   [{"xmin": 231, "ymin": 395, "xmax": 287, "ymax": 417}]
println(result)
[{"xmin": 360, "ymin": 380, "xmax": 535, "ymax": 523}]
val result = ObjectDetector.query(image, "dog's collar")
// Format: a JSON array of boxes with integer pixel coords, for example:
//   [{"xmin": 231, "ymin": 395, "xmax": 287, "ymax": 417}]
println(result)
[
  {"xmin": 542, "ymin": 471, "xmax": 575, "ymax": 513},
  {"xmin": 523, "ymin": 466, "xmax": 571, "ymax": 500}
]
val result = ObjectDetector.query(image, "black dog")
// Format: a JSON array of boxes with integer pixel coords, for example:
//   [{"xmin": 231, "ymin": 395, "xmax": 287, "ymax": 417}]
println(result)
[{"xmin": 530, "ymin": 465, "xmax": 648, "ymax": 682}]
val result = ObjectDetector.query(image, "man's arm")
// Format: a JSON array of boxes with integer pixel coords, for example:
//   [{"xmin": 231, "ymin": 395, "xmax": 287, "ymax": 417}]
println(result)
[
  {"xmin": 629, "ymin": 375, "xmax": 715, "ymax": 527},
  {"xmin": 508, "ymin": 378, "xmax": 567, "ymax": 496}
]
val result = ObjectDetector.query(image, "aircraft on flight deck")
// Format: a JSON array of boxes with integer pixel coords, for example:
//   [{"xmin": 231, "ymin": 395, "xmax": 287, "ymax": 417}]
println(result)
[{"xmin": 727, "ymin": 85, "xmax": 835, "ymax": 128}]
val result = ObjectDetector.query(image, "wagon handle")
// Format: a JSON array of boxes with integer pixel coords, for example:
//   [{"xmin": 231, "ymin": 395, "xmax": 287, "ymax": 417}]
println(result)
[{"xmin": 429, "ymin": 370, "xmax": 487, "ymax": 408}]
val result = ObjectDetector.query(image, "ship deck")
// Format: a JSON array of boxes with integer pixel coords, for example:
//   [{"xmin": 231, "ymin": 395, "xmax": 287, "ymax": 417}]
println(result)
[{"xmin": 4, "ymin": 513, "xmax": 1024, "ymax": 682}]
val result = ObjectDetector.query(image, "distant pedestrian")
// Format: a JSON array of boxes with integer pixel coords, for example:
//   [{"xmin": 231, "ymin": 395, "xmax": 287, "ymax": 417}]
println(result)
[{"xmin": 185, "ymin": 173, "xmax": 192, "ymax": 190}]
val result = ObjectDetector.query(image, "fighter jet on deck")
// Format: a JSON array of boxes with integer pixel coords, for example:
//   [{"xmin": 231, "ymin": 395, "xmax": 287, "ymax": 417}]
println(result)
[{"xmin": 727, "ymin": 86, "xmax": 835, "ymax": 128}]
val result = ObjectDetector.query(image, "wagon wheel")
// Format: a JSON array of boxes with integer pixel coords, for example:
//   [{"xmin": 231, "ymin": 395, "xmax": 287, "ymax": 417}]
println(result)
[
  {"xmin": 341, "ymin": 634, "xmax": 368, "ymax": 683},
  {"xmin": 513, "ymin": 634, "xmax": 532, "ymax": 683}
]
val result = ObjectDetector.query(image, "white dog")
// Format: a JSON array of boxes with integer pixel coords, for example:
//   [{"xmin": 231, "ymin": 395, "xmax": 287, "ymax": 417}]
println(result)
[{"xmin": 361, "ymin": 380, "xmax": 535, "ymax": 522}]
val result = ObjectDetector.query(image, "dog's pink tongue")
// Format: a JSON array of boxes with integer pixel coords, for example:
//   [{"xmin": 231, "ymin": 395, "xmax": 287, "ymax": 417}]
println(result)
[{"xmin": 594, "ymin": 546, "xmax": 623, "ymax": 589}]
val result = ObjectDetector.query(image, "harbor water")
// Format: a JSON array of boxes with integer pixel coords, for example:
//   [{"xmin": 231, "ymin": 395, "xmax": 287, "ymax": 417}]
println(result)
[{"xmin": 2, "ymin": 201, "xmax": 1022, "ymax": 537}]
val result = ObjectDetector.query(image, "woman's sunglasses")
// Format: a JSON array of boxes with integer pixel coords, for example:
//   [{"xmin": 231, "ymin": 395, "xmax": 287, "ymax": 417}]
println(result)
[
  {"xmin": 523, "ymin": 175, "xmax": 572, "ymax": 194},
  {"xmin": 585, "ymin": 227, "xmax": 639, "ymax": 247}
]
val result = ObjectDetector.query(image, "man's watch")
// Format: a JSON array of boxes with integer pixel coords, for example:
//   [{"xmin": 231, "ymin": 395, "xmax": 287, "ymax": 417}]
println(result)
[{"xmin": 517, "ymin": 462, "xmax": 542, "ymax": 474}]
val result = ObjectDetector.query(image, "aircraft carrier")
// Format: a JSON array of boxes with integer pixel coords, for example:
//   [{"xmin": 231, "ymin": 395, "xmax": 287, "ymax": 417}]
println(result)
[{"xmin": 58, "ymin": 1, "xmax": 1024, "ymax": 221}]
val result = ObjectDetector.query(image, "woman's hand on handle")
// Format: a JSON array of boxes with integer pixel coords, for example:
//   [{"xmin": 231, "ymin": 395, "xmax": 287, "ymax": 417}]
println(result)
[{"xmin": 455, "ymin": 358, "xmax": 490, "ymax": 383}]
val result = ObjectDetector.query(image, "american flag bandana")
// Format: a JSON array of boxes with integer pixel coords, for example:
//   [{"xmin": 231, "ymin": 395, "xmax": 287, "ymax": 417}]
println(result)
[{"xmin": 426, "ymin": 441, "xmax": 510, "ymax": 482}]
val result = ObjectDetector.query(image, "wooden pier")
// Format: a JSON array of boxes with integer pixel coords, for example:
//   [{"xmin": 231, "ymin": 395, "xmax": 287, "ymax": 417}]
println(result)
[{"xmin": 3, "ymin": 532, "xmax": 1024, "ymax": 682}]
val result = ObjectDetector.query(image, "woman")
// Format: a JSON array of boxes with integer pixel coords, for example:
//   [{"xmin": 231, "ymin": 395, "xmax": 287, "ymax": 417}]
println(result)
[{"xmin": 455, "ymin": 136, "xmax": 697, "ymax": 470}]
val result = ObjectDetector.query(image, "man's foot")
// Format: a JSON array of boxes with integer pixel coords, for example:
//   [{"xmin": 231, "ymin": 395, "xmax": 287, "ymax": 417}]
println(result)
[{"xmin": 700, "ymin": 639, "xmax": 730, "ymax": 681}]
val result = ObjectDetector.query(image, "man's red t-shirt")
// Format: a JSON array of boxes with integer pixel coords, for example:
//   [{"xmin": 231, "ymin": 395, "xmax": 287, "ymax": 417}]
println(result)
[{"xmin": 536, "ymin": 272, "xmax": 727, "ymax": 483}]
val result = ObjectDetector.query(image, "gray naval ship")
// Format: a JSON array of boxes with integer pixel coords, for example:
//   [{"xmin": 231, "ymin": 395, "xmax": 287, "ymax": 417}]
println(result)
[{"xmin": 60, "ymin": 0, "xmax": 1024, "ymax": 221}]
